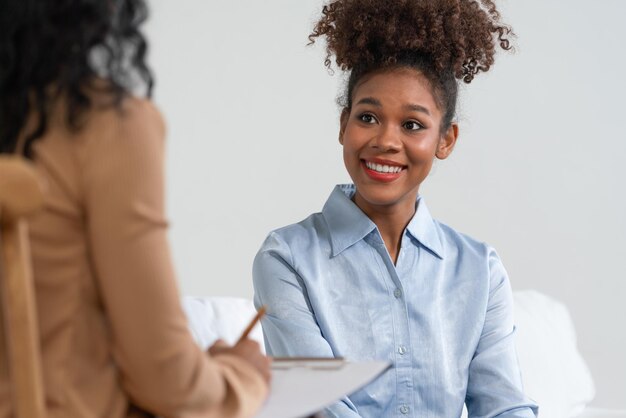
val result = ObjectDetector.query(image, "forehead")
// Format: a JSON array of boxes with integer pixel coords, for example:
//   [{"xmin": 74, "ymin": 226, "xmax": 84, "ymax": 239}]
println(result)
[{"xmin": 353, "ymin": 67, "xmax": 440, "ymax": 116}]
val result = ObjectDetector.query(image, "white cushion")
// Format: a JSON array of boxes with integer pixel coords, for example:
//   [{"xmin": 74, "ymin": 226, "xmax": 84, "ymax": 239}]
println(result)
[
  {"xmin": 578, "ymin": 407, "xmax": 626, "ymax": 418},
  {"xmin": 514, "ymin": 290, "xmax": 595, "ymax": 417},
  {"xmin": 182, "ymin": 296, "xmax": 264, "ymax": 352}
]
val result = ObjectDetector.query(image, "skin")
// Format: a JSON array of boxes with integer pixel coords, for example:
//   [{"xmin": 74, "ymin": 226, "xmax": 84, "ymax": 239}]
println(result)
[
  {"xmin": 209, "ymin": 339, "xmax": 272, "ymax": 384},
  {"xmin": 339, "ymin": 67, "xmax": 459, "ymax": 264}
]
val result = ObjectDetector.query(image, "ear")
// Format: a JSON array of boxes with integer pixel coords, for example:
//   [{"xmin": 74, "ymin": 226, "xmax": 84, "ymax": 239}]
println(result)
[
  {"xmin": 339, "ymin": 108, "xmax": 350, "ymax": 145},
  {"xmin": 436, "ymin": 123, "xmax": 459, "ymax": 160}
]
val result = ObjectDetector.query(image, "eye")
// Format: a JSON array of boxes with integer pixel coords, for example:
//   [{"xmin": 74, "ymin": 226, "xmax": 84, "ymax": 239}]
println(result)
[
  {"xmin": 403, "ymin": 120, "xmax": 423, "ymax": 131},
  {"xmin": 358, "ymin": 113, "xmax": 377, "ymax": 124}
]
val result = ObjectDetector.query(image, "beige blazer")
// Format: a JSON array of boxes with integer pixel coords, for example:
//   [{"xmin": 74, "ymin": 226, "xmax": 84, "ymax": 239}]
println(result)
[{"xmin": 0, "ymin": 95, "xmax": 267, "ymax": 418}]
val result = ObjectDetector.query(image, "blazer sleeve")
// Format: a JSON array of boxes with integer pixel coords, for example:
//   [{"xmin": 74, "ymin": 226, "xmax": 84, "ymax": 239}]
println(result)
[{"xmin": 79, "ymin": 98, "xmax": 267, "ymax": 418}]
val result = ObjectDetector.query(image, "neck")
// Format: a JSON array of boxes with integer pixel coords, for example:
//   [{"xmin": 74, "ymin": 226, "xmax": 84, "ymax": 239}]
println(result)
[{"xmin": 353, "ymin": 191, "xmax": 418, "ymax": 264}]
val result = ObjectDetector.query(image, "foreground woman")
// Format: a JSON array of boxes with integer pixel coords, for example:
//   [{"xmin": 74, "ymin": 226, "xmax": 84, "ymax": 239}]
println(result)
[{"xmin": 0, "ymin": 1, "xmax": 269, "ymax": 417}]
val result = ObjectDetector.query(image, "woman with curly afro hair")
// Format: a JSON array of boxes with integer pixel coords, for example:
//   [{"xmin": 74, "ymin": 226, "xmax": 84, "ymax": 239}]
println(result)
[
  {"xmin": 0, "ymin": 1, "xmax": 270, "ymax": 417},
  {"xmin": 253, "ymin": 0, "xmax": 539, "ymax": 416}
]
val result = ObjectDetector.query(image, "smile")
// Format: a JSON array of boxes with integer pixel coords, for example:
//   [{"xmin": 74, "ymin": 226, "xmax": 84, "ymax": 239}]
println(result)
[
  {"xmin": 364, "ymin": 161, "xmax": 405, "ymax": 173},
  {"xmin": 361, "ymin": 159, "xmax": 406, "ymax": 183}
]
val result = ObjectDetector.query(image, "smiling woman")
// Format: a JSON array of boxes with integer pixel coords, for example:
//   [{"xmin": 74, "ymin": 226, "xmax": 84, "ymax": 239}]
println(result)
[{"xmin": 252, "ymin": 0, "xmax": 539, "ymax": 417}]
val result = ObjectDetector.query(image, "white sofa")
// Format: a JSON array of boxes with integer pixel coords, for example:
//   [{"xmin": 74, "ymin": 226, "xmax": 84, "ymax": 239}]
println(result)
[{"xmin": 182, "ymin": 291, "xmax": 625, "ymax": 418}]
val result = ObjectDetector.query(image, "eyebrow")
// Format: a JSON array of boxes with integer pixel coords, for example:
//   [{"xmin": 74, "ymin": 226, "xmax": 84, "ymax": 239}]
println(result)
[
  {"xmin": 355, "ymin": 97, "xmax": 382, "ymax": 107},
  {"xmin": 355, "ymin": 97, "xmax": 431, "ymax": 116},
  {"xmin": 404, "ymin": 104, "xmax": 431, "ymax": 116}
]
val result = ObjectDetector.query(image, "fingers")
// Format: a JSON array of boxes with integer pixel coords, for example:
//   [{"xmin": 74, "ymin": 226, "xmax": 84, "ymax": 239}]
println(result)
[
  {"xmin": 211, "ymin": 339, "xmax": 228, "ymax": 348},
  {"xmin": 208, "ymin": 339, "xmax": 229, "ymax": 355},
  {"xmin": 207, "ymin": 338, "xmax": 272, "ymax": 384},
  {"xmin": 252, "ymin": 351, "xmax": 272, "ymax": 384},
  {"xmin": 234, "ymin": 338, "xmax": 260, "ymax": 352},
  {"xmin": 234, "ymin": 339, "xmax": 272, "ymax": 384}
]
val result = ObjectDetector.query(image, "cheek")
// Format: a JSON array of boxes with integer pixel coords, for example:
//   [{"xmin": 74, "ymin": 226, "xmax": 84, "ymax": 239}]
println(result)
[
  {"xmin": 341, "ymin": 132, "xmax": 364, "ymax": 159},
  {"xmin": 342, "ymin": 143, "xmax": 360, "ymax": 169},
  {"xmin": 407, "ymin": 139, "xmax": 439, "ymax": 162}
]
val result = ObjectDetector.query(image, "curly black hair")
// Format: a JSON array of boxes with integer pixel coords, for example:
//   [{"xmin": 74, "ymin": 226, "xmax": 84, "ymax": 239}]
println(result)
[
  {"xmin": 309, "ymin": 0, "xmax": 514, "ymax": 129},
  {"xmin": 0, "ymin": 0, "xmax": 154, "ymax": 157}
]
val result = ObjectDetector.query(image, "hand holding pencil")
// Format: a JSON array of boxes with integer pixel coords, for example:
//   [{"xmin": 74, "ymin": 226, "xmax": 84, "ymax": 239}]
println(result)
[{"xmin": 208, "ymin": 306, "xmax": 271, "ymax": 384}]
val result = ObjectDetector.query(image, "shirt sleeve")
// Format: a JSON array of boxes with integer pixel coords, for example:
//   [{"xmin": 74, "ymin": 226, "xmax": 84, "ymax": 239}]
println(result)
[
  {"xmin": 80, "ymin": 98, "xmax": 267, "ymax": 418},
  {"xmin": 253, "ymin": 232, "xmax": 362, "ymax": 418},
  {"xmin": 465, "ymin": 249, "xmax": 539, "ymax": 418}
]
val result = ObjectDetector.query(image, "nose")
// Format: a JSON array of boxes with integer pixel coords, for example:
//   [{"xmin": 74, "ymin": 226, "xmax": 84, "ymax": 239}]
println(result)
[{"xmin": 370, "ymin": 123, "xmax": 401, "ymax": 152}]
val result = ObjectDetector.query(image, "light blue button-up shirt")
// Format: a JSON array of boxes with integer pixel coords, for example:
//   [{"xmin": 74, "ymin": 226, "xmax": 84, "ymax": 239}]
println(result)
[{"xmin": 253, "ymin": 185, "xmax": 538, "ymax": 418}]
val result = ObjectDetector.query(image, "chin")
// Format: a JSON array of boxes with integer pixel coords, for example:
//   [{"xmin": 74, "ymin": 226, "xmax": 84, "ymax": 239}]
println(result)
[{"xmin": 355, "ymin": 186, "xmax": 410, "ymax": 208}]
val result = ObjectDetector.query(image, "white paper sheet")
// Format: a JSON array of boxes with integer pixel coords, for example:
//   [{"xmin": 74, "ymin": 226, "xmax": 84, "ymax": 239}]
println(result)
[{"xmin": 255, "ymin": 360, "xmax": 390, "ymax": 418}]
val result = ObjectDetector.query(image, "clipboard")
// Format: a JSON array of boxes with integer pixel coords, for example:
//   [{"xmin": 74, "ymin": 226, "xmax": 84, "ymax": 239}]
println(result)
[
  {"xmin": 255, "ymin": 359, "xmax": 390, "ymax": 418},
  {"xmin": 271, "ymin": 357, "xmax": 346, "ymax": 370}
]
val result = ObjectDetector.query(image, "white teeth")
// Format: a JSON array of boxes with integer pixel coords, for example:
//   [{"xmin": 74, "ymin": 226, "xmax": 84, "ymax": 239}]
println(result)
[{"xmin": 365, "ymin": 161, "xmax": 403, "ymax": 174}]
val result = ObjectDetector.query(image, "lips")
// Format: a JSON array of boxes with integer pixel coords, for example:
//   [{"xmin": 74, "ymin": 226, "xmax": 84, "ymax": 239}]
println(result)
[{"xmin": 361, "ymin": 159, "xmax": 406, "ymax": 183}]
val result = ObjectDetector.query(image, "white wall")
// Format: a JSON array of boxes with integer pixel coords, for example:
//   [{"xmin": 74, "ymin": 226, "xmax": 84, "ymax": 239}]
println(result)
[{"xmin": 145, "ymin": 0, "xmax": 626, "ymax": 407}]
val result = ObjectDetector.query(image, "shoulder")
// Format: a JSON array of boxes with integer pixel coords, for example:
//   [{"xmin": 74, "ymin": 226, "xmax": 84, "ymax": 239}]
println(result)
[
  {"xmin": 120, "ymin": 96, "xmax": 165, "ymax": 132},
  {"xmin": 120, "ymin": 96, "xmax": 165, "ymax": 131},
  {"xmin": 255, "ymin": 213, "xmax": 330, "ymax": 263},
  {"xmin": 434, "ymin": 220, "xmax": 502, "ymax": 269},
  {"xmin": 437, "ymin": 221, "xmax": 490, "ymax": 254},
  {"xmin": 433, "ymin": 220, "xmax": 510, "ymax": 301},
  {"xmin": 87, "ymin": 95, "xmax": 165, "ymax": 144},
  {"xmin": 71, "ymin": 95, "xmax": 165, "ymax": 167}
]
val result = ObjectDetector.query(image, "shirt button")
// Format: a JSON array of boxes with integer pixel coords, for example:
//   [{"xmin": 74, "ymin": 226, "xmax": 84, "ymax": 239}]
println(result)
[
  {"xmin": 400, "ymin": 405, "xmax": 409, "ymax": 414},
  {"xmin": 393, "ymin": 288, "xmax": 402, "ymax": 298},
  {"xmin": 398, "ymin": 345, "xmax": 407, "ymax": 355}
]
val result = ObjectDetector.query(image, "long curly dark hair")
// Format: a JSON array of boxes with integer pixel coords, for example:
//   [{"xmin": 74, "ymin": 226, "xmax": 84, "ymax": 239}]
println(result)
[
  {"xmin": 0, "ymin": 0, "xmax": 154, "ymax": 157},
  {"xmin": 309, "ymin": 0, "xmax": 514, "ymax": 129}
]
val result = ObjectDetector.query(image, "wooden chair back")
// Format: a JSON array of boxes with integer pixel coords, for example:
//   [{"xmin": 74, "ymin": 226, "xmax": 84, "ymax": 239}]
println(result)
[{"xmin": 0, "ymin": 156, "xmax": 46, "ymax": 418}]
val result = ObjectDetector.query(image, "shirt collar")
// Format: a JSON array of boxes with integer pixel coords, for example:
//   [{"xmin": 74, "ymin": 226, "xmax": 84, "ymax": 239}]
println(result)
[
  {"xmin": 322, "ymin": 185, "xmax": 377, "ymax": 257},
  {"xmin": 322, "ymin": 184, "xmax": 444, "ymax": 259},
  {"xmin": 405, "ymin": 196, "xmax": 444, "ymax": 259}
]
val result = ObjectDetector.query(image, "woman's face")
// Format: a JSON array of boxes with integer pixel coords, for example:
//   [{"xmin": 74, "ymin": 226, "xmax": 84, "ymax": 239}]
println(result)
[{"xmin": 339, "ymin": 67, "xmax": 458, "ymax": 213}]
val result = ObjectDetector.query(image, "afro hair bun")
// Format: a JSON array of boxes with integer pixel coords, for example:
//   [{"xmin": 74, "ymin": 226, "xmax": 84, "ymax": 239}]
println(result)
[{"xmin": 309, "ymin": 0, "xmax": 514, "ymax": 83}]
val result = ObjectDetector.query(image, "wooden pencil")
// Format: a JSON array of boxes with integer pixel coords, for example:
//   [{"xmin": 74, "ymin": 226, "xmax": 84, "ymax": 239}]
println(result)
[{"xmin": 236, "ymin": 305, "xmax": 266, "ymax": 344}]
